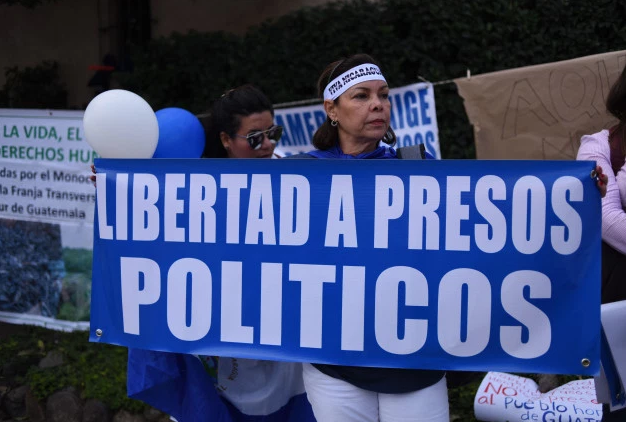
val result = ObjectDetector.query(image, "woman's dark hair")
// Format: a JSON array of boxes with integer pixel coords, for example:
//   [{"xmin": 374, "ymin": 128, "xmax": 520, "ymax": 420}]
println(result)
[
  {"xmin": 201, "ymin": 84, "xmax": 274, "ymax": 158},
  {"xmin": 311, "ymin": 53, "xmax": 396, "ymax": 150},
  {"xmin": 607, "ymin": 65, "xmax": 626, "ymax": 155}
]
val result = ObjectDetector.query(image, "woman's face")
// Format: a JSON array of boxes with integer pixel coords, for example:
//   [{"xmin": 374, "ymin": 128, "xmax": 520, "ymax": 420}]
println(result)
[
  {"xmin": 221, "ymin": 110, "xmax": 276, "ymax": 158},
  {"xmin": 326, "ymin": 80, "xmax": 391, "ymax": 153}
]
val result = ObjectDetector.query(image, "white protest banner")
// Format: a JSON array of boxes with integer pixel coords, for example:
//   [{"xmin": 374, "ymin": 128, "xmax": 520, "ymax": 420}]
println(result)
[
  {"xmin": 274, "ymin": 82, "xmax": 441, "ymax": 158},
  {"xmin": 0, "ymin": 109, "xmax": 96, "ymax": 226},
  {"xmin": 474, "ymin": 372, "xmax": 602, "ymax": 422},
  {"xmin": 0, "ymin": 109, "xmax": 95, "ymax": 326}
]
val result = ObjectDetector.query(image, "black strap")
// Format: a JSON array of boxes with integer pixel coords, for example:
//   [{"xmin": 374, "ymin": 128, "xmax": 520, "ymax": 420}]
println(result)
[{"xmin": 396, "ymin": 144, "xmax": 425, "ymax": 160}]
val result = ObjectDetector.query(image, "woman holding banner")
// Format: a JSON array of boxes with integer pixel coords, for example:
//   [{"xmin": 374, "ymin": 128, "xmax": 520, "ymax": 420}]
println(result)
[
  {"xmin": 201, "ymin": 84, "xmax": 284, "ymax": 159},
  {"xmin": 127, "ymin": 85, "xmax": 313, "ymax": 422},
  {"xmin": 577, "ymin": 66, "xmax": 626, "ymax": 304},
  {"xmin": 577, "ymin": 64, "xmax": 626, "ymax": 422},
  {"xmin": 295, "ymin": 53, "xmax": 449, "ymax": 422},
  {"xmin": 201, "ymin": 84, "xmax": 308, "ymax": 418}
]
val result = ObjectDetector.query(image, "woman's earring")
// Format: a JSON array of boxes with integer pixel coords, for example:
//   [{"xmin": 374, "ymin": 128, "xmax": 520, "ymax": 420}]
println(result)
[
  {"xmin": 331, "ymin": 119, "xmax": 338, "ymax": 127},
  {"xmin": 382, "ymin": 128, "xmax": 394, "ymax": 144}
]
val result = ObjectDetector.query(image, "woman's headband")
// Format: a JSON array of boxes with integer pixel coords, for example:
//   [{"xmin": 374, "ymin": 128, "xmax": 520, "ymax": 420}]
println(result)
[{"xmin": 323, "ymin": 63, "xmax": 386, "ymax": 101}]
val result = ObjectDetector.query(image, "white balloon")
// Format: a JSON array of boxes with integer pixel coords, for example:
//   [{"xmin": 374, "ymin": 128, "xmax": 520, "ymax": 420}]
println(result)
[{"xmin": 83, "ymin": 89, "xmax": 159, "ymax": 158}]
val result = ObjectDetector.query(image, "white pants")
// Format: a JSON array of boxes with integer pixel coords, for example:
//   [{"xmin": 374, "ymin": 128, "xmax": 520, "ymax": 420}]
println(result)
[{"xmin": 302, "ymin": 363, "xmax": 449, "ymax": 422}]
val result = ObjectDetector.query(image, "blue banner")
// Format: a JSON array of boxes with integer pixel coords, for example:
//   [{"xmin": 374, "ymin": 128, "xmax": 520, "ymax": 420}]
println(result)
[{"xmin": 90, "ymin": 158, "xmax": 601, "ymax": 376}]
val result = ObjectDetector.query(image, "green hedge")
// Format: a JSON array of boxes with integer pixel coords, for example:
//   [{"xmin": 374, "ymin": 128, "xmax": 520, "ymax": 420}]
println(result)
[
  {"xmin": 3, "ymin": 0, "xmax": 624, "ymax": 158},
  {"xmin": 0, "ymin": 325, "xmax": 146, "ymax": 413},
  {"xmin": 119, "ymin": 0, "xmax": 626, "ymax": 159},
  {"xmin": 0, "ymin": 60, "xmax": 67, "ymax": 109}
]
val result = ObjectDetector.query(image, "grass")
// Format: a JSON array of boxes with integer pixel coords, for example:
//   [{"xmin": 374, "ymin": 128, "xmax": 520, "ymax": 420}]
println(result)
[{"xmin": 1, "ymin": 323, "xmax": 146, "ymax": 413}]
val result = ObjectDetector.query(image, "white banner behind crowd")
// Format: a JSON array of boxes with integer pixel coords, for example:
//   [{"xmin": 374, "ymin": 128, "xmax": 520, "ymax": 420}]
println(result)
[
  {"xmin": 0, "ymin": 81, "xmax": 441, "ymax": 326},
  {"xmin": 0, "ymin": 109, "xmax": 95, "ymax": 329},
  {"xmin": 0, "ymin": 109, "xmax": 96, "ymax": 234}
]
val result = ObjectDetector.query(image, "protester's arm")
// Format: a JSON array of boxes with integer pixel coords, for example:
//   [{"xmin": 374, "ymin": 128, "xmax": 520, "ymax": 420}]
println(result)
[
  {"xmin": 90, "ymin": 164, "xmax": 97, "ymax": 187},
  {"xmin": 617, "ymin": 160, "xmax": 626, "ymax": 209},
  {"xmin": 578, "ymin": 132, "xmax": 626, "ymax": 254},
  {"xmin": 594, "ymin": 165, "xmax": 608, "ymax": 198}
]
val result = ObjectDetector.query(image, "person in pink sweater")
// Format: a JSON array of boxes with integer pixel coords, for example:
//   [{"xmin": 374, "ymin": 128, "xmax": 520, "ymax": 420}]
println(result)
[
  {"xmin": 578, "ymin": 127, "xmax": 625, "ymax": 255},
  {"xmin": 576, "ymin": 64, "xmax": 626, "ymax": 422}
]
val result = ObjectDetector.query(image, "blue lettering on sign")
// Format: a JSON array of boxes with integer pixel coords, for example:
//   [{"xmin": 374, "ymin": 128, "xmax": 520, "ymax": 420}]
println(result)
[
  {"xmin": 303, "ymin": 112, "xmax": 317, "ymax": 142},
  {"xmin": 404, "ymin": 90, "xmax": 419, "ymax": 127},
  {"xmin": 390, "ymin": 93, "xmax": 405, "ymax": 130},
  {"xmin": 391, "ymin": 89, "xmax": 433, "ymax": 130},
  {"xmin": 286, "ymin": 114, "xmax": 308, "ymax": 146},
  {"xmin": 314, "ymin": 111, "xmax": 326, "ymax": 128},
  {"xmin": 399, "ymin": 133, "xmax": 423, "ymax": 148},
  {"xmin": 267, "ymin": 111, "xmax": 326, "ymax": 149},
  {"xmin": 274, "ymin": 115, "xmax": 291, "ymax": 146},
  {"xmin": 425, "ymin": 131, "xmax": 436, "ymax": 158},
  {"xmin": 397, "ymin": 131, "xmax": 436, "ymax": 158},
  {"xmin": 418, "ymin": 88, "xmax": 432, "ymax": 125}
]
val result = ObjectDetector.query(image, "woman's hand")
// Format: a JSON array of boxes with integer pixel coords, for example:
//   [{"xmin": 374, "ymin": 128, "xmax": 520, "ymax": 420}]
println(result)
[
  {"xmin": 594, "ymin": 165, "xmax": 608, "ymax": 198},
  {"xmin": 90, "ymin": 164, "xmax": 96, "ymax": 187}
]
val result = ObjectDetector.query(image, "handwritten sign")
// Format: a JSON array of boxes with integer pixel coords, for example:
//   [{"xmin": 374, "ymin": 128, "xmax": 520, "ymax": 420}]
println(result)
[
  {"xmin": 474, "ymin": 372, "xmax": 602, "ymax": 421},
  {"xmin": 456, "ymin": 50, "xmax": 626, "ymax": 159}
]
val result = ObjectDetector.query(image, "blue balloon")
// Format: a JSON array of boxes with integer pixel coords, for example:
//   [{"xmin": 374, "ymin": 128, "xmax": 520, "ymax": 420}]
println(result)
[{"xmin": 153, "ymin": 107, "xmax": 205, "ymax": 158}]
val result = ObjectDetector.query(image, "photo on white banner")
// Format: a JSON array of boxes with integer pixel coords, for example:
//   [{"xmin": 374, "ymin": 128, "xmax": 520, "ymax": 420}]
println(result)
[{"xmin": 0, "ymin": 109, "xmax": 95, "ymax": 325}]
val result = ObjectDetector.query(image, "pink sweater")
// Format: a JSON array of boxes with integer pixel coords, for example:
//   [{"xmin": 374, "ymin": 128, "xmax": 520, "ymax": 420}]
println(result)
[{"xmin": 577, "ymin": 130, "xmax": 626, "ymax": 254}]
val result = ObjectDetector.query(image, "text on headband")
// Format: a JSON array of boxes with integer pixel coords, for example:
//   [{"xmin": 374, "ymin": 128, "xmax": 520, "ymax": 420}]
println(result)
[{"xmin": 323, "ymin": 63, "xmax": 387, "ymax": 101}]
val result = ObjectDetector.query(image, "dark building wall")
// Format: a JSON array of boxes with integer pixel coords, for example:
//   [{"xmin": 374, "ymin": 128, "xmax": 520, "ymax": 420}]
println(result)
[
  {"xmin": 0, "ymin": 0, "xmax": 336, "ymax": 108},
  {"xmin": 150, "ymin": 0, "xmax": 331, "ymax": 37},
  {"xmin": 0, "ymin": 0, "xmax": 101, "ymax": 108}
]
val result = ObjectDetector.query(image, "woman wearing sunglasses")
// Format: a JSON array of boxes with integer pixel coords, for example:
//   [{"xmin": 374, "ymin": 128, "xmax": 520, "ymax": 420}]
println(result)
[
  {"xmin": 202, "ymin": 84, "xmax": 284, "ymax": 159},
  {"xmin": 197, "ymin": 84, "xmax": 310, "ymax": 419},
  {"xmin": 126, "ymin": 85, "xmax": 311, "ymax": 422}
]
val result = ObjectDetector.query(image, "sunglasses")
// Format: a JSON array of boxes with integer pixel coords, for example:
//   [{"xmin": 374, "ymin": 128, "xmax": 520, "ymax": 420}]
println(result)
[{"xmin": 235, "ymin": 125, "xmax": 283, "ymax": 150}]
